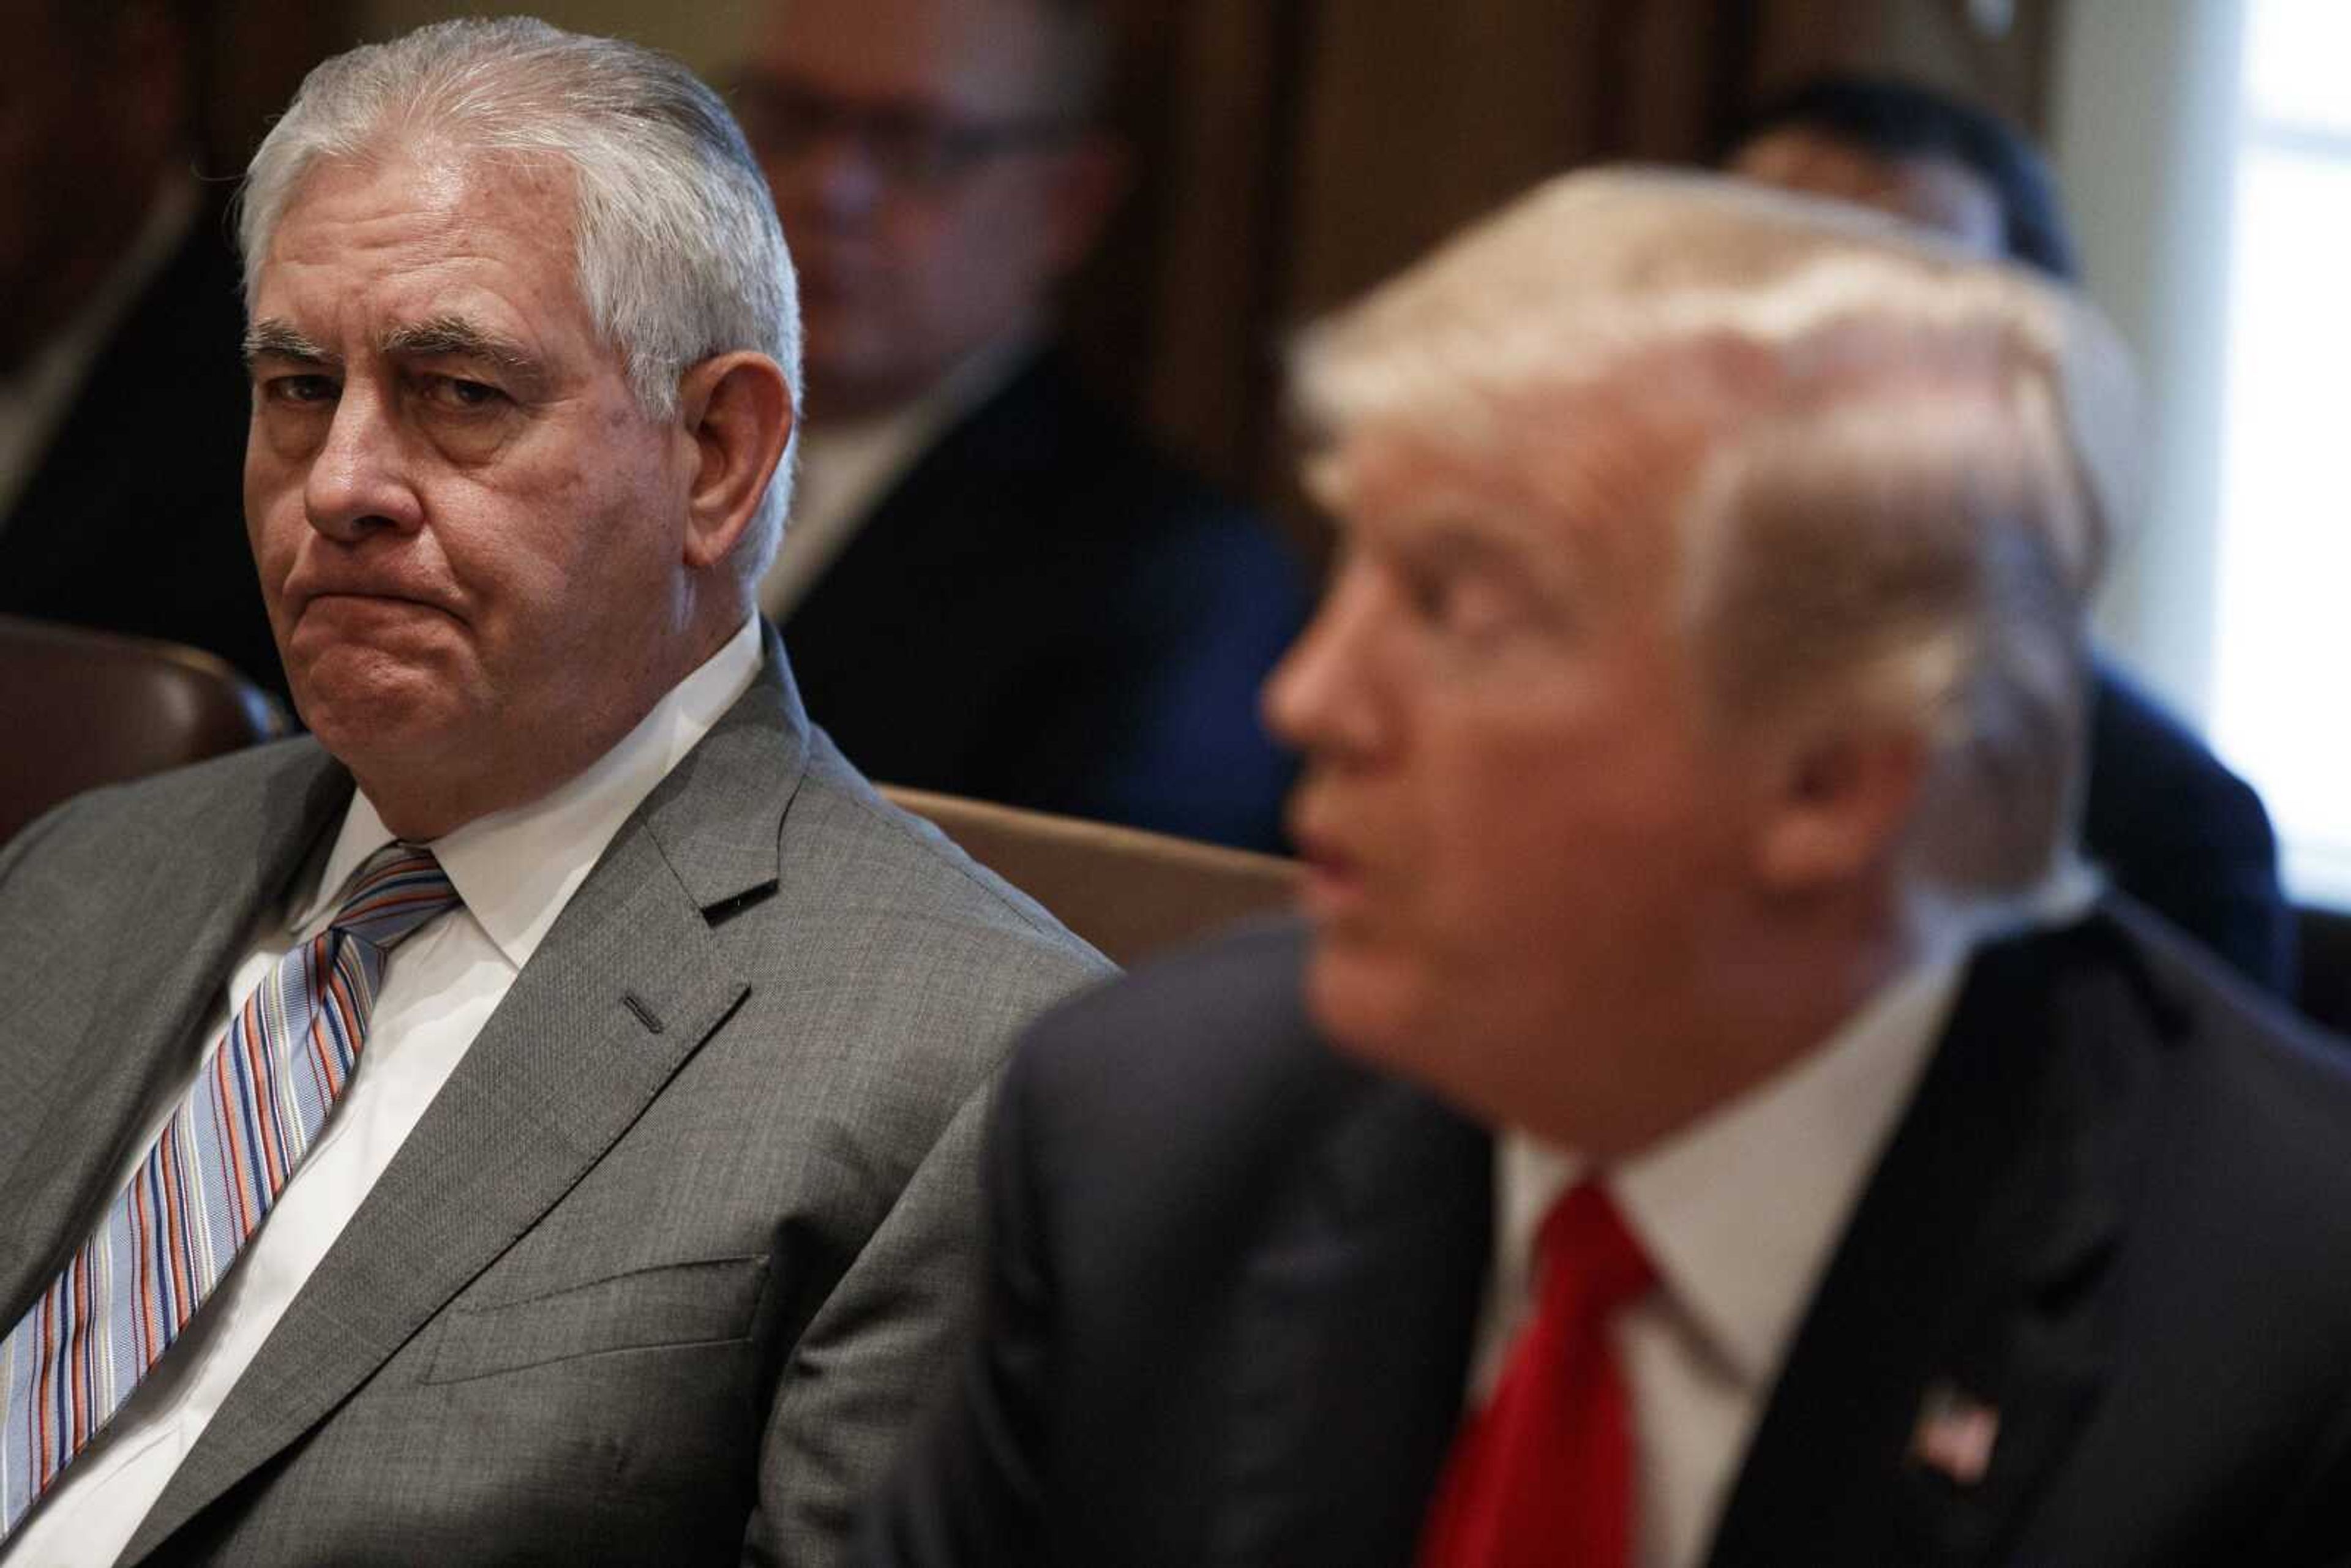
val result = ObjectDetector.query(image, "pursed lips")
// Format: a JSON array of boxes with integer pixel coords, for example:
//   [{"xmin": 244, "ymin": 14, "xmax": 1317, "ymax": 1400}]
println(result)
[{"xmin": 288, "ymin": 585, "xmax": 463, "ymax": 626}]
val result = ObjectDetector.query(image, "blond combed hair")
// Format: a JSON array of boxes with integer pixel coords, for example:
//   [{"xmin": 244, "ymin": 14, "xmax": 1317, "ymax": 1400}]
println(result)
[{"xmin": 1293, "ymin": 167, "xmax": 2139, "ymax": 915}]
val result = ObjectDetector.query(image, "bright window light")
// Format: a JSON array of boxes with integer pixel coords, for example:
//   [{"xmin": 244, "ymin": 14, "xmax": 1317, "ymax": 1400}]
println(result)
[{"xmin": 2208, "ymin": 0, "xmax": 2351, "ymax": 902}]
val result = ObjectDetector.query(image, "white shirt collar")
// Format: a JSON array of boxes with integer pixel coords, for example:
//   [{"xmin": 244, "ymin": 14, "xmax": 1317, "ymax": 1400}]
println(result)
[
  {"xmin": 1609, "ymin": 949, "xmax": 1968, "ymax": 1385},
  {"xmin": 1497, "ymin": 944, "xmax": 1968, "ymax": 1390},
  {"xmin": 294, "ymin": 617, "xmax": 764, "ymax": 967}
]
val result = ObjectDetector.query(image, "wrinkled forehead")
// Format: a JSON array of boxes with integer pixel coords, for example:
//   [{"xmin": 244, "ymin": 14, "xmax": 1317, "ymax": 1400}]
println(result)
[
  {"xmin": 251, "ymin": 149, "xmax": 602, "ymax": 358},
  {"xmin": 264, "ymin": 145, "xmax": 571, "ymax": 279},
  {"xmin": 267, "ymin": 139, "xmax": 579, "ymax": 250}
]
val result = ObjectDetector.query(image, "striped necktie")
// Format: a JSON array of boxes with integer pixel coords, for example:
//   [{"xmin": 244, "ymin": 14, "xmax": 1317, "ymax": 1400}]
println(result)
[{"xmin": 0, "ymin": 843, "xmax": 459, "ymax": 1540}]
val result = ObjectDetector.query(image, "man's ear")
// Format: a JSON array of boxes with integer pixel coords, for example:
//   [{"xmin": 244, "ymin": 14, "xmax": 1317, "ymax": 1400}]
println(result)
[
  {"xmin": 1751, "ymin": 714, "xmax": 1930, "ymax": 893},
  {"xmin": 673, "ymin": 352, "xmax": 793, "ymax": 572}
]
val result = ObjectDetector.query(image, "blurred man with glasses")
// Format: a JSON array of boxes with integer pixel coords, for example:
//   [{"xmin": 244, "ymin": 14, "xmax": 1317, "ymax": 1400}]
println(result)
[{"xmin": 730, "ymin": 0, "xmax": 1304, "ymax": 851}]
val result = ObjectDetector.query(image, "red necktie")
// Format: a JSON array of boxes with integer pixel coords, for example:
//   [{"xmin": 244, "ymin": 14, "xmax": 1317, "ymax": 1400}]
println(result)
[{"xmin": 1417, "ymin": 1179, "xmax": 1657, "ymax": 1568}]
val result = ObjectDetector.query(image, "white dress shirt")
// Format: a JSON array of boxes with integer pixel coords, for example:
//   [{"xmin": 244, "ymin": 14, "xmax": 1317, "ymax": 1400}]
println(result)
[
  {"xmin": 1473, "ymin": 951, "xmax": 1968, "ymax": 1568},
  {"xmin": 0, "ymin": 176, "xmax": 198, "ymax": 527},
  {"xmin": 3, "ymin": 618, "xmax": 762, "ymax": 1567}
]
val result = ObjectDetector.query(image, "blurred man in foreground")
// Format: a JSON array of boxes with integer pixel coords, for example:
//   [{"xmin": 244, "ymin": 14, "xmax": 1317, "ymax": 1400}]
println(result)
[
  {"xmin": 1727, "ymin": 72, "xmax": 2293, "ymax": 997},
  {"xmin": 733, "ymin": 0, "xmax": 1304, "ymax": 849},
  {"xmin": 0, "ymin": 20, "xmax": 1103, "ymax": 1565},
  {"xmin": 863, "ymin": 171, "xmax": 2351, "ymax": 1566}
]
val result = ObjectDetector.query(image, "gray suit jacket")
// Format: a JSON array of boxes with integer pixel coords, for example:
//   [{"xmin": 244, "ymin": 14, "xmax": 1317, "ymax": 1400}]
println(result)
[{"xmin": 0, "ymin": 636, "xmax": 1111, "ymax": 1566}]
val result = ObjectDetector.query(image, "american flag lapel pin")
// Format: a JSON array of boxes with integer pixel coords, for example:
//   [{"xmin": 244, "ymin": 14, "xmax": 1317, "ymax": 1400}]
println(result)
[{"xmin": 1909, "ymin": 1379, "xmax": 2001, "ymax": 1486}]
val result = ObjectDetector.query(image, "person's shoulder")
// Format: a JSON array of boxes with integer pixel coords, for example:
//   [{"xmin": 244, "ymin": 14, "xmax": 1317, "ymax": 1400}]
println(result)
[
  {"xmin": 1015, "ymin": 362, "xmax": 1311, "ymax": 610},
  {"xmin": 2086, "ymin": 661, "xmax": 2273, "ymax": 836},
  {"xmin": 594, "ymin": 726, "xmax": 1112, "ymax": 1145},
  {"xmin": 2056, "ymin": 901, "xmax": 2351, "ymax": 1198},
  {"xmin": 988, "ymin": 921, "xmax": 1481, "ymax": 1265},
  {"xmin": 960, "ymin": 356, "xmax": 1285, "ymax": 541},
  {"xmin": 2151, "ymin": 915, "xmax": 2351, "ymax": 1142},
  {"xmin": 0, "ymin": 739, "xmax": 336, "ymax": 985},
  {"xmin": 1024, "ymin": 918, "xmax": 1313, "ymax": 1058},
  {"xmin": 6, "ymin": 736, "xmax": 332, "ymax": 869},
  {"xmin": 2022, "ymin": 902, "xmax": 2351, "ymax": 1550},
  {"xmin": 767, "ymin": 733, "xmax": 1117, "ymax": 994},
  {"xmin": 1003, "ymin": 919, "xmax": 1366, "ymax": 1147}
]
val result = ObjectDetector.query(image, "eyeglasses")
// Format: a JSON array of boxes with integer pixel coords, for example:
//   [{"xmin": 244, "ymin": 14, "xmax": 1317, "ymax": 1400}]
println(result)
[{"xmin": 728, "ymin": 74, "xmax": 1081, "ymax": 190}]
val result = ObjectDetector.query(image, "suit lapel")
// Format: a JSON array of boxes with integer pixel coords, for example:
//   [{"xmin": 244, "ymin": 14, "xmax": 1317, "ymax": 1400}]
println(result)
[
  {"xmin": 1212, "ymin": 1075, "xmax": 1492, "ymax": 1568},
  {"xmin": 1705, "ymin": 914, "xmax": 2164, "ymax": 1567},
  {"xmin": 0, "ymin": 746, "xmax": 349, "ymax": 1321},
  {"xmin": 123, "ymin": 643, "xmax": 814, "ymax": 1562}
]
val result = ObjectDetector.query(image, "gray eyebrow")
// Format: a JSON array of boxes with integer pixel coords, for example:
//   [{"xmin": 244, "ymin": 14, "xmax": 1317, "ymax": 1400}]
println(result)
[
  {"xmin": 380, "ymin": 315, "xmax": 536, "ymax": 373},
  {"xmin": 243, "ymin": 319, "xmax": 340, "ymax": 369}
]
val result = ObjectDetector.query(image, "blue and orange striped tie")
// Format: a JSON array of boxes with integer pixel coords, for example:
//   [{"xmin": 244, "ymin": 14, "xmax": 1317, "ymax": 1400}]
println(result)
[{"xmin": 0, "ymin": 843, "xmax": 459, "ymax": 1540}]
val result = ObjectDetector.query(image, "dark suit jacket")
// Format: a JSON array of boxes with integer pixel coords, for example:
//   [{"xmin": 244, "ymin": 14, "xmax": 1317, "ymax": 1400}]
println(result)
[
  {"xmin": 2084, "ymin": 661, "xmax": 2290, "ymax": 995},
  {"xmin": 0, "ymin": 636, "xmax": 1110, "ymax": 1564},
  {"xmin": 0, "ymin": 200, "xmax": 285, "ymax": 702},
  {"xmin": 782, "ymin": 353, "xmax": 1307, "ymax": 852},
  {"xmin": 866, "ymin": 914, "xmax": 2351, "ymax": 1566}
]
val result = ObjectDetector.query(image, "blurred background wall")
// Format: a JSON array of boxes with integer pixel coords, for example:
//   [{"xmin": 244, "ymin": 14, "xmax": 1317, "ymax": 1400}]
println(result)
[
  {"xmin": 197, "ymin": 0, "xmax": 2063, "ymax": 525},
  {"xmin": 167, "ymin": 0, "xmax": 2351, "ymax": 903}
]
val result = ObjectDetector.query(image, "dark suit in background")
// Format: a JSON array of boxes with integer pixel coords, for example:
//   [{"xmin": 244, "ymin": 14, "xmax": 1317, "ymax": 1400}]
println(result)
[
  {"xmin": 0, "ymin": 203, "xmax": 285, "ymax": 702},
  {"xmin": 2085, "ymin": 661, "xmax": 2290, "ymax": 993},
  {"xmin": 866, "ymin": 915, "xmax": 2351, "ymax": 1567},
  {"xmin": 784, "ymin": 353, "xmax": 1307, "ymax": 852}
]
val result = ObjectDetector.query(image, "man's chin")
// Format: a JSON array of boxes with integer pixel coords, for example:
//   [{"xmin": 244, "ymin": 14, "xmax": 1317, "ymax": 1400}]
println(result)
[
  {"xmin": 1300, "ymin": 930, "xmax": 1425, "ymax": 1071},
  {"xmin": 290, "ymin": 661, "xmax": 467, "ymax": 767}
]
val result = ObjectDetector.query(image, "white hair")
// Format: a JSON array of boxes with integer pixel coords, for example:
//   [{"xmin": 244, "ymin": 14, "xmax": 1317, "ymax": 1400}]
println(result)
[
  {"xmin": 1292, "ymin": 167, "xmax": 2140, "ymax": 918},
  {"xmin": 239, "ymin": 17, "xmax": 801, "ymax": 581}
]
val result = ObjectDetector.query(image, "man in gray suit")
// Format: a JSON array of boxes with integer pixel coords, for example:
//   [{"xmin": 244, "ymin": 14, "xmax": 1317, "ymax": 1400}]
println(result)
[{"xmin": 0, "ymin": 18, "xmax": 1104, "ymax": 1566}]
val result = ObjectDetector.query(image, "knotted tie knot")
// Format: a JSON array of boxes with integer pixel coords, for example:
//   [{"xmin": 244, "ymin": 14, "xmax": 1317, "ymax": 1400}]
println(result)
[
  {"xmin": 1535, "ymin": 1178, "xmax": 1655, "ymax": 1322},
  {"xmin": 331, "ymin": 843, "xmax": 459, "ymax": 955}
]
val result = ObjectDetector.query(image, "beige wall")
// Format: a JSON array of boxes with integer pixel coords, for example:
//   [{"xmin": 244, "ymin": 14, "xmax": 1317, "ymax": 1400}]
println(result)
[{"xmin": 336, "ymin": 0, "xmax": 2073, "ymax": 535}]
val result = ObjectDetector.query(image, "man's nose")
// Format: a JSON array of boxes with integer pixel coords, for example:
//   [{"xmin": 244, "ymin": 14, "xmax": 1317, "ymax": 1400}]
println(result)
[
  {"xmin": 1262, "ymin": 561, "xmax": 1388, "ymax": 763},
  {"xmin": 303, "ymin": 388, "xmax": 422, "ymax": 542}
]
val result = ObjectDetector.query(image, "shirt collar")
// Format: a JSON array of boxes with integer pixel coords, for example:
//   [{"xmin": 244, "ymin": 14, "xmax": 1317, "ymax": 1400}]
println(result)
[
  {"xmin": 1608, "ymin": 950, "xmax": 1966, "ymax": 1386},
  {"xmin": 797, "ymin": 335, "xmax": 1037, "ymax": 520},
  {"xmin": 296, "ymin": 617, "xmax": 764, "ymax": 966},
  {"xmin": 1499, "ymin": 945, "xmax": 1967, "ymax": 1391}
]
